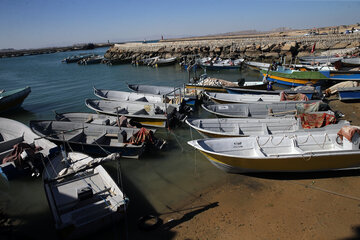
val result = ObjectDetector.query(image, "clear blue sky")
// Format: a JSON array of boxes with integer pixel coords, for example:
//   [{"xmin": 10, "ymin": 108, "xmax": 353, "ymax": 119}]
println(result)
[{"xmin": 0, "ymin": 0, "xmax": 359, "ymax": 49}]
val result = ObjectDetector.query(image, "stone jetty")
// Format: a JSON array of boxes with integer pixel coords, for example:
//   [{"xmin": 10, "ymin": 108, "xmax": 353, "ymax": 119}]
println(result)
[{"xmin": 105, "ymin": 34, "xmax": 360, "ymax": 63}]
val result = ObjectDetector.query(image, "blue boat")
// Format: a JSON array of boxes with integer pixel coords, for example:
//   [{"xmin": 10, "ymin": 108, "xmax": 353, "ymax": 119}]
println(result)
[{"xmin": 338, "ymin": 86, "xmax": 360, "ymax": 101}]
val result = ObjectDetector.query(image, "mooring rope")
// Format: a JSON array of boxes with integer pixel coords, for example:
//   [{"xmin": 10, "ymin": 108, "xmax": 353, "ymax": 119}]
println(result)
[{"xmin": 289, "ymin": 181, "xmax": 360, "ymax": 202}]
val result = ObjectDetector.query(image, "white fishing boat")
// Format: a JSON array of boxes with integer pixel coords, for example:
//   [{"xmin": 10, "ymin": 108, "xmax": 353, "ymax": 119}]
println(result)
[
  {"xmin": 43, "ymin": 151, "xmax": 129, "ymax": 239},
  {"xmin": 202, "ymin": 101, "xmax": 327, "ymax": 118},
  {"xmin": 188, "ymin": 125, "xmax": 360, "ymax": 173},
  {"xmin": 205, "ymin": 91, "xmax": 283, "ymax": 104},
  {"xmin": 30, "ymin": 120, "xmax": 148, "ymax": 159},
  {"xmin": 94, "ymin": 87, "xmax": 169, "ymax": 104},
  {"xmin": 85, "ymin": 99, "xmax": 190, "ymax": 128},
  {"xmin": 186, "ymin": 113, "xmax": 348, "ymax": 138},
  {"xmin": 0, "ymin": 117, "xmax": 58, "ymax": 180}
]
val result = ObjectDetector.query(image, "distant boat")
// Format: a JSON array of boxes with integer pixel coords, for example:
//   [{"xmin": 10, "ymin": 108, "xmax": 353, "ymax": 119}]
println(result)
[
  {"xmin": 338, "ymin": 86, "xmax": 360, "ymax": 101},
  {"xmin": 187, "ymin": 125, "xmax": 360, "ymax": 173},
  {"xmin": 0, "ymin": 117, "xmax": 58, "ymax": 180},
  {"xmin": 198, "ymin": 58, "xmax": 244, "ymax": 70},
  {"xmin": 78, "ymin": 55, "xmax": 104, "ymax": 65},
  {"xmin": 43, "ymin": 151, "xmax": 129, "ymax": 239},
  {"xmin": 0, "ymin": 86, "xmax": 31, "ymax": 113},
  {"xmin": 62, "ymin": 53, "xmax": 94, "ymax": 63},
  {"xmin": 151, "ymin": 57, "xmax": 177, "ymax": 67},
  {"xmin": 30, "ymin": 120, "xmax": 147, "ymax": 159}
]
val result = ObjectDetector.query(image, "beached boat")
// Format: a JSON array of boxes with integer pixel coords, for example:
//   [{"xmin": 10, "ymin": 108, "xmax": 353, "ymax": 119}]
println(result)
[
  {"xmin": 0, "ymin": 86, "xmax": 31, "ymax": 113},
  {"xmin": 188, "ymin": 125, "xmax": 360, "ymax": 173},
  {"xmin": 127, "ymin": 84, "xmax": 199, "ymax": 106},
  {"xmin": 299, "ymin": 55, "xmax": 343, "ymax": 64},
  {"xmin": 30, "ymin": 120, "xmax": 146, "ymax": 159},
  {"xmin": 205, "ymin": 92, "xmax": 284, "ymax": 104},
  {"xmin": 186, "ymin": 74, "xmax": 266, "ymax": 92},
  {"xmin": 338, "ymin": 86, "xmax": 360, "ymax": 101},
  {"xmin": 225, "ymin": 86, "xmax": 321, "ymax": 99},
  {"xmin": 202, "ymin": 101, "xmax": 327, "ymax": 118},
  {"xmin": 43, "ymin": 151, "xmax": 129, "ymax": 239},
  {"xmin": 85, "ymin": 99, "xmax": 190, "ymax": 128},
  {"xmin": 198, "ymin": 58, "xmax": 244, "ymax": 70},
  {"xmin": 94, "ymin": 87, "xmax": 168, "ymax": 104},
  {"xmin": 186, "ymin": 113, "xmax": 348, "ymax": 138},
  {"xmin": 341, "ymin": 57, "xmax": 360, "ymax": 67},
  {"xmin": 0, "ymin": 117, "xmax": 58, "ymax": 180}
]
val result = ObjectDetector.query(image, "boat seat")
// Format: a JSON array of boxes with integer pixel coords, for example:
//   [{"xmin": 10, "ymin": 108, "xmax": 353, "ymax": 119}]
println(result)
[
  {"xmin": 132, "ymin": 109, "xmax": 149, "ymax": 115},
  {"xmin": 91, "ymin": 132, "xmax": 107, "ymax": 144},
  {"xmin": 253, "ymin": 141, "xmax": 267, "ymax": 157},
  {"xmin": 113, "ymin": 108, "xmax": 128, "ymax": 114},
  {"xmin": 66, "ymin": 131, "xmax": 85, "ymax": 142},
  {"xmin": 262, "ymin": 123, "xmax": 270, "ymax": 135},
  {"xmin": 91, "ymin": 118, "xmax": 110, "ymax": 125},
  {"xmin": 235, "ymin": 124, "xmax": 244, "ymax": 134},
  {"xmin": 291, "ymin": 138, "xmax": 304, "ymax": 154},
  {"xmin": 0, "ymin": 136, "xmax": 24, "ymax": 153},
  {"xmin": 135, "ymin": 97, "xmax": 148, "ymax": 102}
]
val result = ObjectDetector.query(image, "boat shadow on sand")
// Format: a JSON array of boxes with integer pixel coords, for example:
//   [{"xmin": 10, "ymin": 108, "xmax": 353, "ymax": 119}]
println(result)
[{"xmin": 104, "ymin": 163, "xmax": 219, "ymax": 240}]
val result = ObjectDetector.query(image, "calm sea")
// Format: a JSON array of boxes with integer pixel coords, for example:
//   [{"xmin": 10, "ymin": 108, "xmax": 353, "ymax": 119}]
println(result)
[{"xmin": 0, "ymin": 48, "xmax": 262, "ymax": 239}]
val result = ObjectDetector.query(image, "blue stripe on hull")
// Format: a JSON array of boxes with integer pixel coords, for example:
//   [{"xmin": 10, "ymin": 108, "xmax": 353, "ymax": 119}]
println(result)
[
  {"xmin": 339, "ymin": 91, "xmax": 360, "ymax": 101},
  {"xmin": 266, "ymin": 77, "xmax": 325, "ymax": 87}
]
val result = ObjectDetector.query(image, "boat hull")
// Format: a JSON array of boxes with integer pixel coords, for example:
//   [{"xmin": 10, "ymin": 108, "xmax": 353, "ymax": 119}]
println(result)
[
  {"xmin": 338, "ymin": 87, "xmax": 360, "ymax": 101},
  {"xmin": 199, "ymin": 150, "xmax": 360, "ymax": 173},
  {"xmin": 0, "ymin": 87, "xmax": 31, "ymax": 113},
  {"xmin": 262, "ymin": 73, "xmax": 324, "ymax": 87}
]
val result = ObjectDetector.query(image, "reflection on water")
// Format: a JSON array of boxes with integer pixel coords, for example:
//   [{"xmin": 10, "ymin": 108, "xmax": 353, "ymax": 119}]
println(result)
[{"xmin": 0, "ymin": 49, "xmax": 262, "ymax": 239}]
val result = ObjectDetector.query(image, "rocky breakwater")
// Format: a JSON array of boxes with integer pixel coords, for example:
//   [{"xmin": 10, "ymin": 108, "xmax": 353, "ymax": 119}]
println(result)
[{"xmin": 105, "ymin": 34, "xmax": 360, "ymax": 63}]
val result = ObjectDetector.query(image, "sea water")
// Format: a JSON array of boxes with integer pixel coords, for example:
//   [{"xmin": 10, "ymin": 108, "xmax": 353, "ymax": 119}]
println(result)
[{"xmin": 0, "ymin": 48, "xmax": 262, "ymax": 239}]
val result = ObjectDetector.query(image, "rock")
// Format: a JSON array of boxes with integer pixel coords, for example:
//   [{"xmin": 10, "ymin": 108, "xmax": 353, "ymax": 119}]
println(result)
[
  {"xmin": 281, "ymin": 41, "xmax": 297, "ymax": 52},
  {"xmin": 330, "ymin": 41, "xmax": 350, "ymax": 49}
]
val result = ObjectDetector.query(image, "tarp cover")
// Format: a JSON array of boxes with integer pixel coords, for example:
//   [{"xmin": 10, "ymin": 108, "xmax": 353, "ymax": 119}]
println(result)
[
  {"xmin": 337, "ymin": 125, "xmax": 360, "ymax": 142},
  {"xmin": 280, "ymin": 92, "xmax": 309, "ymax": 101},
  {"xmin": 298, "ymin": 112, "xmax": 336, "ymax": 129},
  {"xmin": 295, "ymin": 102, "xmax": 329, "ymax": 114}
]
